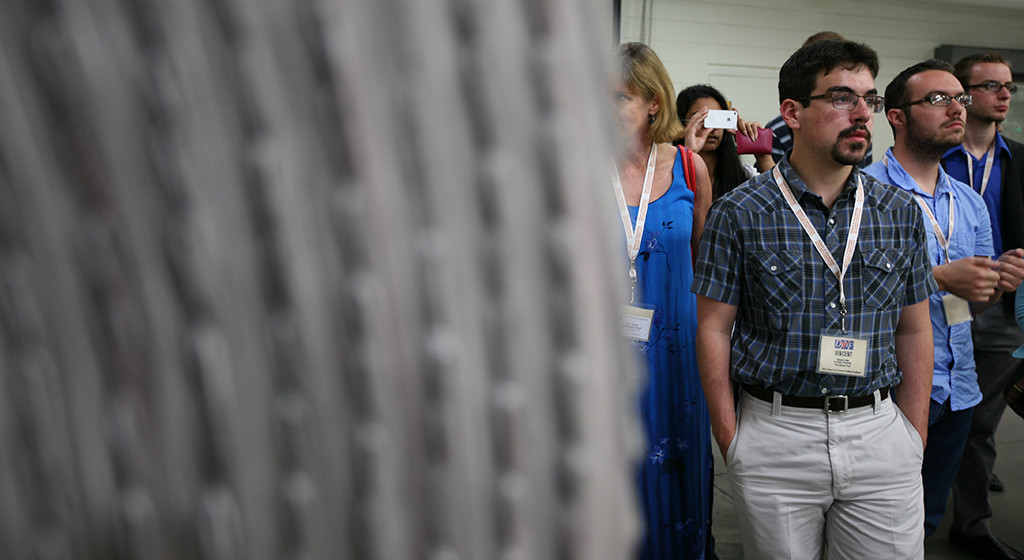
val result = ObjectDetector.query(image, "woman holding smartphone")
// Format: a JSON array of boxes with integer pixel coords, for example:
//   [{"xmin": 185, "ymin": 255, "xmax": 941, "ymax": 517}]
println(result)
[{"xmin": 675, "ymin": 84, "xmax": 774, "ymax": 201}]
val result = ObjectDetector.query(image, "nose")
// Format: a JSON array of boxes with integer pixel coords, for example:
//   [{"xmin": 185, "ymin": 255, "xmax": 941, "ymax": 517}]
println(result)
[
  {"xmin": 997, "ymin": 85, "xmax": 1012, "ymax": 99},
  {"xmin": 949, "ymin": 97, "xmax": 966, "ymax": 115},
  {"xmin": 850, "ymin": 96, "xmax": 871, "ymax": 121}
]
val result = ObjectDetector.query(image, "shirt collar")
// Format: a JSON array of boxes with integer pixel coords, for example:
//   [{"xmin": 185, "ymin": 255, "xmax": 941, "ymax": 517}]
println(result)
[
  {"xmin": 942, "ymin": 130, "xmax": 1013, "ymax": 161},
  {"xmin": 778, "ymin": 154, "xmax": 861, "ymax": 204},
  {"xmin": 880, "ymin": 147, "xmax": 952, "ymax": 199}
]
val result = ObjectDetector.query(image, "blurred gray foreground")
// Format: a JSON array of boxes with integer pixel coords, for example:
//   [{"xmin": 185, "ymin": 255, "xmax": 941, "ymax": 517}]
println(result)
[{"xmin": 0, "ymin": 1, "xmax": 640, "ymax": 558}]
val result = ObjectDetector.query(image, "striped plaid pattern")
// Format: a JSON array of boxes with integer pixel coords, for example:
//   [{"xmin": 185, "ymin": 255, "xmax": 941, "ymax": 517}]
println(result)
[{"xmin": 693, "ymin": 157, "xmax": 936, "ymax": 397}]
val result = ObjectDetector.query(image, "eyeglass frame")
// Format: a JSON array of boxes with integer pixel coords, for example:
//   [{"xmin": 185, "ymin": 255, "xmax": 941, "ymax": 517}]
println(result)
[
  {"xmin": 801, "ymin": 90, "xmax": 886, "ymax": 113},
  {"xmin": 898, "ymin": 92, "xmax": 973, "ymax": 110},
  {"xmin": 965, "ymin": 81, "xmax": 1019, "ymax": 94}
]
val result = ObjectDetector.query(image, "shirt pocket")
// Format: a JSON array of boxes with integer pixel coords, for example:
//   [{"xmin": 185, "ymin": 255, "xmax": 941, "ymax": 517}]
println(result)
[
  {"xmin": 749, "ymin": 250, "xmax": 803, "ymax": 311},
  {"xmin": 861, "ymin": 247, "xmax": 910, "ymax": 310}
]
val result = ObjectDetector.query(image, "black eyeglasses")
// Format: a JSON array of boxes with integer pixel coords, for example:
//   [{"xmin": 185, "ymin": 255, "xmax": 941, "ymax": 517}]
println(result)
[
  {"xmin": 966, "ymin": 81, "xmax": 1018, "ymax": 94},
  {"xmin": 900, "ymin": 93, "xmax": 973, "ymax": 109},
  {"xmin": 803, "ymin": 91, "xmax": 885, "ymax": 113}
]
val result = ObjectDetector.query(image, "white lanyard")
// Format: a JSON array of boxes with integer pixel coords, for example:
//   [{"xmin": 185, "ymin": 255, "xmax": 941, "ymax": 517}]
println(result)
[
  {"xmin": 613, "ymin": 142, "xmax": 658, "ymax": 303},
  {"xmin": 773, "ymin": 166, "xmax": 865, "ymax": 331},
  {"xmin": 966, "ymin": 142, "xmax": 996, "ymax": 196},
  {"xmin": 883, "ymin": 154, "xmax": 956, "ymax": 262},
  {"xmin": 913, "ymin": 190, "xmax": 955, "ymax": 263}
]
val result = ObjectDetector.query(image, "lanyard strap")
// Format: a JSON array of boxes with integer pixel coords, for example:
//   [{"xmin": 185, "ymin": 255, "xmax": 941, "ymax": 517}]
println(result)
[
  {"xmin": 883, "ymin": 154, "xmax": 955, "ymax": 262},
  {"xmin": 913, "ymin": 191, "xmax": 955, "ymax": 262},
  {"xmin": 613, "ymin": 142, "xmax": 658, "ymax": 303},
  {"xmin": 966, "ymin": 142, "xmax": 996, "ymax": 196},
  {"xmin": 773, "ymin": 166, "xmax": 865, "ymax": 330}
]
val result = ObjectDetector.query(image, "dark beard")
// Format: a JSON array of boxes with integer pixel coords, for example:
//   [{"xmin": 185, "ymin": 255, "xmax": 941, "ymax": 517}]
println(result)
[
  {"xmin": 906, "ymin": 132, "xmax": 959, "ymax": 162},
  {"xmin": 831, "ymin": 124, "xmax": 871, "ymax": 165},
  {"xmin": 905, "ymin": 115, "xmax": 963, "ymax": 162}
]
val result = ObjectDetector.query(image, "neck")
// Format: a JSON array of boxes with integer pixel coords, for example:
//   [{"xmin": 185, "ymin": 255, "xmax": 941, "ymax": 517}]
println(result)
[
  {"xmin": 891, "ymin": 143, "xmax": 940, "ymax": 195},
  {"xmin": 963, "ymin": 114, "xmax": 997, "ymax": 158},
  {"xmin": 622, "ymin": 136, "xmax": 654, "ymax": 168},
  {"xmin": 788, "ymin": 148, "xmax": 853, "ymax": 209}
]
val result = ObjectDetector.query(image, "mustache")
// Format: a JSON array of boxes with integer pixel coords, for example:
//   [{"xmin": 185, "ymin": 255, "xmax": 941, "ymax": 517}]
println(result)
[{"xmin": 839, "ymin": 124, "xmax": 871, "ymax": 142}]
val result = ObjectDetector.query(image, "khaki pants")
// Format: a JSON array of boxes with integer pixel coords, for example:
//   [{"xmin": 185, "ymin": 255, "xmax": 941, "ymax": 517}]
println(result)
[{"xmin": 726, "ymin": 389, "xmax": 925, "ymax": 559}]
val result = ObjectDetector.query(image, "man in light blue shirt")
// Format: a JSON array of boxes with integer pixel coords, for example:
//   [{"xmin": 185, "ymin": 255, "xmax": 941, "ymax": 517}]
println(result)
[{"xmin": 865, "ymin": 60, "xmax": 1024, "ymax": 542}]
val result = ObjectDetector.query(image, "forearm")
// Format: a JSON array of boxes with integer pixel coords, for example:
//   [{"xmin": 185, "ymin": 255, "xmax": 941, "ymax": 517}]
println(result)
[
  {"xmin": 892, "ymin": 302, "xmax": 934, "ymax": 446},
  {"xmin": 695, "ymin": 296, "xmax": 737, "ymax": 452},
  {"xmin": 697, "ymin": 329, "xmax": 735, "ymax": 443},
  {"xmin": 754, "ymin": 153, "xmax": 774, "ymax": 173}
]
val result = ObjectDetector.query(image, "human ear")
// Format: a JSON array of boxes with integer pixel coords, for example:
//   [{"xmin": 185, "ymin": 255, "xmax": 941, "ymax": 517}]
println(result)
[{"xmin": 780, "ymin": 99, "xmax": 801, "ymax": 130}]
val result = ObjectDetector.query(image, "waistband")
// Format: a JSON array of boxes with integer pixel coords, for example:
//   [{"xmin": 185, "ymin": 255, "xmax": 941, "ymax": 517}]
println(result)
[{"xmin": 742, "ymin": 384, "xmax": 889, "ymax": 413}]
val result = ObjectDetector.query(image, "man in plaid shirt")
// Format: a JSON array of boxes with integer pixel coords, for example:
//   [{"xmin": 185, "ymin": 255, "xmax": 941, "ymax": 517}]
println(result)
[{"xmin": 693, "ymin": 39, "xmax": 936, "ymax": 559}]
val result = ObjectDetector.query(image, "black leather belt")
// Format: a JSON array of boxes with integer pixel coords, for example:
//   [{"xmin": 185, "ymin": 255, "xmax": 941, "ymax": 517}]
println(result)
[{"xmin": 742, "ymin": 384, "xmax": 889, "ymax": 413}]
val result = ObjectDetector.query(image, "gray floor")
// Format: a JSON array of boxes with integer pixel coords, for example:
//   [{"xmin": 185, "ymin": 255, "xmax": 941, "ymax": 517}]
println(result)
[{"xmin": 711, "ymin": 410, "xmax": 1024, "ymax": 559}]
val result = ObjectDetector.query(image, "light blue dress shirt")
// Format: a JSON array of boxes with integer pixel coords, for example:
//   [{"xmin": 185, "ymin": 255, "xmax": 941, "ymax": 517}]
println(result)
[{"xmin": 866, "ymin": 149, "xmax": 992, "ymax": 410}]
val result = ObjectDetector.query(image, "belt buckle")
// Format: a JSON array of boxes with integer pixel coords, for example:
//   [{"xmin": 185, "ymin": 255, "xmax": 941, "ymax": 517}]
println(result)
[{"xmin": 825, "ymin": 395, "xmax": 849, "ymax": 413}]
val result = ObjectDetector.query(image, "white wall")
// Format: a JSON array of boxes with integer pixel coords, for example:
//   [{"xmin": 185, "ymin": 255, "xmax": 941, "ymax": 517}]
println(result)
[{"xmin": 620, "ymin": 0, "xmax": 1024, "ymax": 160}]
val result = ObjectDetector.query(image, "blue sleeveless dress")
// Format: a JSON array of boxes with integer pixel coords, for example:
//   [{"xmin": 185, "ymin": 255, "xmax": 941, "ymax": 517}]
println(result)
[{"xmin": 628, "ymin": 149, "xmax": 712, "ymax": 559}]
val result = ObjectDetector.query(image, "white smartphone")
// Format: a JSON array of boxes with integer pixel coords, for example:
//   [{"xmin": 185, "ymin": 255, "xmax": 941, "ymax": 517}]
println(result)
[{"xmin": 704, "ymin": 110, "xmax": 738, "ymax": 130}]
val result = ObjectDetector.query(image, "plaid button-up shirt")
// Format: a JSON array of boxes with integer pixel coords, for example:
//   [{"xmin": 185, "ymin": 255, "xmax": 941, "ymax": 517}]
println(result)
[{"xmin": 693, "ymin": 156, "xmax": 936, "ymax": 397}]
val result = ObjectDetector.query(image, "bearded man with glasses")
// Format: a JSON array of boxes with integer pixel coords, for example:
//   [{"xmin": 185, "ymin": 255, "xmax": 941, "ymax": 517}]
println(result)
[
  {"xmin": 939, "ymin": 50, "xmax": 1024, "ymax": 560},
  {"xmin": 865, "ymin": 60, "xmax": 1024, "ymax": 554},
  {"xmin": 694, "ymin": 39, "xmax": 935, "ymax": 559}
]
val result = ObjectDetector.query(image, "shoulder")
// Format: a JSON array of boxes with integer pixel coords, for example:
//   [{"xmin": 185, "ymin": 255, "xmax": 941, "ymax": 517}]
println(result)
[
  {"xmin": 1004, "ymin": 136, "xmax": 1024, "ymax": 158},
  {"xmin": 861, "ymin": 171, "xmax": 916, "ymax": 210},
  {"xmin": 714, "ymin": 170, "xmax": 779, "ymax": 213},
  {"xmin": 861, "ymin": 161, "xmax": 889, "ymax": 183}
]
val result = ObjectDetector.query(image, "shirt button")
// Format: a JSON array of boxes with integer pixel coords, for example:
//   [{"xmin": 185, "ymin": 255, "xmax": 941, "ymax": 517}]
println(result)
[
  {"xmin": 770, "ymin": 265, "xmax": 777, "ymax": 272},
  {"xmin": 830, "ymin": 302, "xmax": 837, "ymax": 308},
  {"xmin": 886, "ymin": 263, "xmax": 891, "ymax": 269},
  {"xmin": 820, "ymin": 387, "xmax": 829, "ymax": 394},
  {"xmin": 829, "ymin": 218, "xmax": 835, "ymax": 225}
]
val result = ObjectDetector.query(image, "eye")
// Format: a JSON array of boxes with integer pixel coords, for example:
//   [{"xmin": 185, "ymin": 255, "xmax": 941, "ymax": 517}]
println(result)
[{"xmin": 832, "ymin": 93, "xmax": 853, "ymax": 104}]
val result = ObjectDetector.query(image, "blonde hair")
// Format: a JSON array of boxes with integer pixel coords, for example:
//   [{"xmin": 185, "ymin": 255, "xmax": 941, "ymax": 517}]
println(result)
[{"xmin": 618, "ymin": 42, "xmax": 684, "ymax": 143}]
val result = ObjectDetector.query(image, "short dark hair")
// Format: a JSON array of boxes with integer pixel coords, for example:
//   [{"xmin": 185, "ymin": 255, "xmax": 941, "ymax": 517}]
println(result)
[
  {"xmin": 953, "ymin": 51, "xmax": 1011, "ymax": 86},
  {"xmin": 885, "ymin": 59, "xmax": 955, "ymax": 113},
  {"xmin": 802, "ymin": 31, "xmax": 844, "ymax": 48},
  {"xmin": 778, "ymin": 39, "xmax": 879, "ymax": 105}
]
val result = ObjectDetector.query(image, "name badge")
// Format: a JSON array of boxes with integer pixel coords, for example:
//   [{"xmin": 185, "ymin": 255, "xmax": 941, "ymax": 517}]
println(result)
[
  {"xmin": 817, "ymin": 331, "xmax": 869, "ymax": 377},
  {"xmin": 621, "ymin": 305, "xmax": 654, "ymax": 342},
  {"xmin": 942, "ymin": 293, "xmax": 973, "ymax": 325}
]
